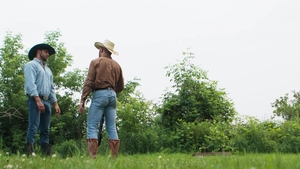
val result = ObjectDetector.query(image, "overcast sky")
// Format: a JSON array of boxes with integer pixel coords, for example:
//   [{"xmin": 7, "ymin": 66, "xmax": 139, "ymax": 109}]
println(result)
[{"xmin": 1, "ymin": 0, "xmax": 299, "ymax": 120}]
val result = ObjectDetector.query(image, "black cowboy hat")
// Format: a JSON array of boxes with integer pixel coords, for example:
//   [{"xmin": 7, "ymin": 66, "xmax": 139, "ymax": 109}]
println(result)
[{"xmin": 28, "ymin": 43, "xmax": 56, "ymax": 60}]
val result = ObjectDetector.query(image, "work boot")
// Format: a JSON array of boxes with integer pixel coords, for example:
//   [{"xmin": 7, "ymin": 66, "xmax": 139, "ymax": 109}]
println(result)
[
  {"xmin": 108, "ymin": 139, "xmax": 120, "ymax": 158},
  {"xmin": 87, "ymin": 138, "xmax": 98, "ymax": 158},
  {"xmin": 27, "ymin": 143, "xmax": 36, "ymax": 156},
  {"xmin": 41, "ymin": 143, "xmax": 51, "ymax": 156}
]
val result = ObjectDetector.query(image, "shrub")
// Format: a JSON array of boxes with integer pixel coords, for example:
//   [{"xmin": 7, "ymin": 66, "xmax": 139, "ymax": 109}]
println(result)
[
  {"xmin": 53, "ymin": 139, "xmax": 81, "ymax": 158},
  {"xmin": 276, "ymin": 120, "xmax": 300, "ymax": 153},
  {"xmin": 230, "ymin": 117, "xmax": 278, "ymax": 153}
]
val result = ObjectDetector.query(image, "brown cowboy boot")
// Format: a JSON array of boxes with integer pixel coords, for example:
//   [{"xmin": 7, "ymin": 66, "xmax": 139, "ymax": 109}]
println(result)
[
  {"xmin": 108, "ymin": 139, "xmax": 120, "ymax": 158},
  {"xmin": 87, "ymin": 138, "xmax": 98, "ymax": 158}
]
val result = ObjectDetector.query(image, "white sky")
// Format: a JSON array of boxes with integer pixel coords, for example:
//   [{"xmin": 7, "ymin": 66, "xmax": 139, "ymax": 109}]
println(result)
[{"xmin": 1, "ymin": 0, "xmax": 299, "ymax": 120}]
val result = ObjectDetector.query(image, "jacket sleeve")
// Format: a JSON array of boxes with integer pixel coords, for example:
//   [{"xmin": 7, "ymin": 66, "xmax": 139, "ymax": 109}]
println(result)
[
  {"xmin": 81, "ymin": 60, "xmax": 96, "ymax": 102},
  {"xmin": 115, "ymin": 67, "xmax": 124, "ymax": 93}
]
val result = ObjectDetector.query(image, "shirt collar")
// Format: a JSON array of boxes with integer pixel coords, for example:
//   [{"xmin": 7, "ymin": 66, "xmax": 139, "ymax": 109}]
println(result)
[{"xmin": 33, "ymin": 58, "xmax": 47, "ymax": 66}]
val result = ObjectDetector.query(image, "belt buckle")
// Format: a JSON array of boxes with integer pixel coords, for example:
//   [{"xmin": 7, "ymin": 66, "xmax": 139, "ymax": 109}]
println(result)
[{"xmin": 43, "ymin": 96, "xmax": 48, "ymax": 100}]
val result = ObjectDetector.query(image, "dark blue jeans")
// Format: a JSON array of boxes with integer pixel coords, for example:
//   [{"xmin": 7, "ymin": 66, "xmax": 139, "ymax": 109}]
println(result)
[{"xmin": 26, "ymin": 97, "xmax": 52, "ymax": 144}]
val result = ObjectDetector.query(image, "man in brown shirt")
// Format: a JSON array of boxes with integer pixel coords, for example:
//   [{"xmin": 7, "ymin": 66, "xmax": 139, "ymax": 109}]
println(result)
[{"xmin": 78, "ymin": 39, "xmax": 124, "ymax": 158}]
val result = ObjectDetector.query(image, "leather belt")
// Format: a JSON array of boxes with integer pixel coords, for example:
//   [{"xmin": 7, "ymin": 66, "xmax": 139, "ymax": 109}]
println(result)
[
  {"xmin": 94, "ymin": 87, "xmax": 113, "ymax": 91},
  {"xmin": 39, "ymin": 95, "xmax": 49, "ymax": 100},
  {"xmin": 26, "ymin": 94, "xmax": 49, "ymax": 101}
]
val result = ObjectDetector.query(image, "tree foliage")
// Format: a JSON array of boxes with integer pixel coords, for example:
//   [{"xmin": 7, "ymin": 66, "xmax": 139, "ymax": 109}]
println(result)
[
  {"xmin": 0, "ymin": 32, "xmax": 28, "ymax": 152},
  {"xmin": 0, "ymin": 30, "xmax": 86, "ymax": 153},
  {"xmin": 116, "ymin": 78, "xmax": 160, "ymax": 154},
  {"xmin": 3, "ymin": 31, "xmax": 300, "ymax": 155},
  {"xmin": 158, "ymin": 49, "xmax": 236, "ymax": 130},
  {"xmin": 272, "ymin": 90, "xmax": 300, "ymax": 121}
]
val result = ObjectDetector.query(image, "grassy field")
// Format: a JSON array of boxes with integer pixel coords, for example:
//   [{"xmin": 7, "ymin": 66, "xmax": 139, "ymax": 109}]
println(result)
[{"xmin": 1, "ymin": 152, "xmax": 300, "ymax": 169}]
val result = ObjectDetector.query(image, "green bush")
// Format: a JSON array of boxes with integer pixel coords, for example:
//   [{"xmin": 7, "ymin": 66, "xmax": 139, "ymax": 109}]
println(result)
[
  {"xmin": 276, "ymin": 120, "xmax": 300, "ymax": 153},
  {"xmin": 52, "ymin": 139, "xmax": 81, "ymax": 158},
  {"xmin": 230, "ymin": 117, "xmax": 278, "ymax": 153},
  {"xmin": 171, "ymin": 120, "xmax": 233, "ymax": 153},
  {"xmin": 118, "ymin": 127, "xmax": 160, "ymax": 154},
  {"xmin": 171, "ymin": 121, "xmax": 209, "ymax": 153}
]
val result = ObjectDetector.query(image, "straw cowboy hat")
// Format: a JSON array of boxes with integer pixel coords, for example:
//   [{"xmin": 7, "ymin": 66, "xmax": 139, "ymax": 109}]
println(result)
[
  {"xmin": 28, "ymin": 43, "xmax": 56, "ymax": 60},
  {"xmin": 94, "ymin": 39, "xmax": 119, "ymax": 55}
]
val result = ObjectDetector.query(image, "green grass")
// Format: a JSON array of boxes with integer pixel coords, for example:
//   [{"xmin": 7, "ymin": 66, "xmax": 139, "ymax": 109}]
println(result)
[{"xmin": 1, "ymin": 152, "xmax": 300, "ymax": 169}]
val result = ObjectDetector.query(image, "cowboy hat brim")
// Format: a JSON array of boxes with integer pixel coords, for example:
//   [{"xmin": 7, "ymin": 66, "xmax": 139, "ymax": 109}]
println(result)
[
  {"xmin": 28, "ymin": 43, "xmax": 56, "ymax": 60},
  {"xmin": 94, "ymin": 42, "xmax": 119, "ymax": 56}
]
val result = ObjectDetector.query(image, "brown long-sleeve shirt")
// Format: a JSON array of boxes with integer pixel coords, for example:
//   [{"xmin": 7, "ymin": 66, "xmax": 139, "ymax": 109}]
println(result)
[{"xmin": 80, "ymin": 56, "xmax": 124, "ymax": 102}]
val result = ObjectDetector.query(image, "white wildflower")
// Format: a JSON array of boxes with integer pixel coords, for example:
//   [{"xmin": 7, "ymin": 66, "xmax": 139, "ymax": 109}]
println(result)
[
  {"xmin": 52, "ymin": 154, "xmax": 56, "ymax": 158},
  {"xmin": 22, "ymin": 154, "xmax": 26, "ymax": 158},
  {"xmin": 32, "ymin": 152, "xmax": 36, "ymax": 157},
  {"xmin": 158, "ymin": 155, "xmax": 162, "ymax": 159},
  {"xmin": 5, "ymin": 152, "xmax": 9, "ymax": 155},
  {"xmin": 3, "ymin": 164, "xmax": 13, "ymax": 169}
]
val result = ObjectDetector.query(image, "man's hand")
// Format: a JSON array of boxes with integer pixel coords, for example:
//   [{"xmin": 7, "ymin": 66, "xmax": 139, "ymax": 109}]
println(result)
[
  {"xmin": 78, "ymin": 102, "xmax": 85, "ymax": 113},
  {"xmin": 53, "ymin": 102, "xmax": 61, "ymax": 115},
  {"xmin": 34, "ymin": 96, "xmax": 45, "ymax": 113}
]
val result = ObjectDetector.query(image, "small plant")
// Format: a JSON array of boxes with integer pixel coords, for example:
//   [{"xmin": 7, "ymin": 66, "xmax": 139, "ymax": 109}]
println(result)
[{"xmin": 53, "ymin": 139, "xmax": 81, "ymax": 158}]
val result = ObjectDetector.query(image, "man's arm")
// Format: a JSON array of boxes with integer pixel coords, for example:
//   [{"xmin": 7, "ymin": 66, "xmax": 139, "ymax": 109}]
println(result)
[
  {"xmin": 115, "ymin": 68, "xmax": 124, "ymax": 93},
  {"xmin": 79, "ymin": 60, "xmax": 96, "ymax": 113},
  {"xmin": 53, "ymin": 101, "xmax": 61, "ymax": 115},
  {"xmin": 24, "ymin": 63, "xmax": 39, "ymax": 97},
  {"xmin": 80, "ymin": 60, "xmax": 96, "ymax": 103}
]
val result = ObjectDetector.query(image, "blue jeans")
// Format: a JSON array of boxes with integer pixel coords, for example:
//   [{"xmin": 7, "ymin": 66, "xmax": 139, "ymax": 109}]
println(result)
[
  {"xmin": 87, "ymin": 88, "xmax": 118, "ymax": 139},
  {"xmin": 26, "ymin": 97, "xmax": 52, "ymax": 144}
]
